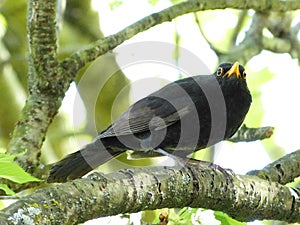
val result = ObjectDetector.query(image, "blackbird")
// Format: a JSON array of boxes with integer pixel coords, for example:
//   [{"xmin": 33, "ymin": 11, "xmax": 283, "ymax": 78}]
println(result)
[{"xmin": 47, "ymin": 62, "xmax": 252, "ymax": 183}]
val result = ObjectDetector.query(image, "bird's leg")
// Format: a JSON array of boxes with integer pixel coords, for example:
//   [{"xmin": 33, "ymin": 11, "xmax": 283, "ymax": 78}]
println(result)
[
  {"xmin": 188, "ymin": 158, "xmax": 234, "ymax": 179},
  {"xmin": 155, "ymin": 148, "xmax": 189, "ymax": 167},
  {"xmin": 155, "ymin": 148, "xmax": 233, "ymax": 180}
]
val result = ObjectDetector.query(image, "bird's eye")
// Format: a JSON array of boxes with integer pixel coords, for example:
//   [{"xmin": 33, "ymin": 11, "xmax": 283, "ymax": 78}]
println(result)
[
  {"xmin": 242, "ymin": 71, "xmax": 246, "ymax": 79},
  {"xmin": 217, "ymin": 67, "xmax": 223, "ymax": 76}
]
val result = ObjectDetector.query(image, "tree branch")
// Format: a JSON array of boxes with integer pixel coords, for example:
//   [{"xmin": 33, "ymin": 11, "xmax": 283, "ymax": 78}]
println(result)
[
  {"xmin": 7, "ymin": 0, "xmax": 60, "ymax": 171},
  {"xmin": 218, "ymin": 12, "xmax": 267, "ymax": 64},
  {"xmin": 229, "ymin": 10, "xmax": 249, "ymax": 47},
  {"xmin": 193, "ymin": 13, "xmax": 221, "ymax": 55},
  {"xmin": 61, "ymin": 0, "xmax": 300, "ymax": 79},
  {"xmin": 264, "ymin": 12, "xmax": 300, "ymax": 62},
  {"xmin": 228, "ymin": 124, "xmax": 274, "ymax": 142},
  {"xmin": 1, "ymin": 163, "xmax": 299, "ymax": 224},
  {"xmin": 247, "ymin": 149, "xmax": 300, "ymax": 185},
  {"xmin": 260, "ymin": 27, "xmax": 300, "ymax": 61}
]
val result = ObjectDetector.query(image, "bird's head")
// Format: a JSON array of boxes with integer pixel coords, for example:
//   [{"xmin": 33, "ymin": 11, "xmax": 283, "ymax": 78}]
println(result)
[{"xmin": 215, "ymin": 62, "xmax": 246, "ymax": 80}]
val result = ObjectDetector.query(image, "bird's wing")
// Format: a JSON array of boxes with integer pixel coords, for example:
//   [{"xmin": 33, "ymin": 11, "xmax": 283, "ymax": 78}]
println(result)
[
  {"xmin": 99, "ymin": 98, "xmax": 190, "ymax": 138},
  {"xmin": 99, "ymin": 77, "xmax": 203, "ymax": 138}
]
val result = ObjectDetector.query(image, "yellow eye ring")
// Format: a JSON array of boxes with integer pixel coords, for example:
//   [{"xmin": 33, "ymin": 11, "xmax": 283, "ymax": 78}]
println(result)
[
  {"xmin": 242, "ymin": 71, "xmax": 246, "ymax": 79},
  {"xmin": 217, "ymin": 67, "xmax": 223, "ymax": 76}
]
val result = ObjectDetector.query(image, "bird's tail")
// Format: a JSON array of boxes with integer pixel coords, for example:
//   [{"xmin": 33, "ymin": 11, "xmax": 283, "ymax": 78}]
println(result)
[{"xmin": 47, "ymin": 140, "xmax": 121, "ymax": 183}]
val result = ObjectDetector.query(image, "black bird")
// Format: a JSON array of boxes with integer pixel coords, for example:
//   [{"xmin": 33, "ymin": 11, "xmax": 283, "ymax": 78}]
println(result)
[{"xmin": 47, "ymin": 62, "xmax": 252, "ymax": 182}]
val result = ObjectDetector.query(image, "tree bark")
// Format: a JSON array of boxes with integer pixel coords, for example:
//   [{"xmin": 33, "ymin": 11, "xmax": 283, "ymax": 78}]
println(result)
[{"xmin": 0, "ymin": 160, "xmax": 299, "ymax": 224}]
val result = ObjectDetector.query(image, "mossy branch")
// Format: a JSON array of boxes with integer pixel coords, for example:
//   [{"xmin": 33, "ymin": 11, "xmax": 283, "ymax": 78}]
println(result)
[
  {"xmin": 247, "ymin": 149, "xmax": 300, "ymax": 185},
  {"xmin": 228, "ymin": 124, "xmax": 274, "ymax": 142},
  {"xmin": 0, "ymin": 163, "xmax": 299, "ymax": 224},
  {"xmin": 7, "ymin": 0, "xmax": 60, "ymax": 171}
]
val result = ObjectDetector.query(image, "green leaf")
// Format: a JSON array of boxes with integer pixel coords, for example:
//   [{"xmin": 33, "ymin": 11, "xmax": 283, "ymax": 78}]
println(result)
[
  {"xmin": 214, "ymin": 211, "xmax": 246, "ymax": 225},
  {"xmin": 0, "ymin": 153, "xmax": 16, "ymax": 162},
  {"xmin": 0, "ymin": 161, "xmax": 41, "ymax": 184},
  {"xmin": 0, "ymin": 184, "xmax": 16, "ymax": 196},
  {"xmin": 141, "ymin": 210, "xmax": 158, "ymax": 224},
  {"xmin": 0, "ymin": 152, "xmax": 26, "ymax": 162},
  {"xmin": 168, "ymin": 208, "xmax": 197, "ymax": 225}
]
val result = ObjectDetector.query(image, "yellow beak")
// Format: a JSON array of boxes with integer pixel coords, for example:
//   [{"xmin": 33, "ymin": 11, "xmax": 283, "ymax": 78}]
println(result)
[{"xmin": 225, "ymin": 62, "xmax": 241, "ymax": 78}]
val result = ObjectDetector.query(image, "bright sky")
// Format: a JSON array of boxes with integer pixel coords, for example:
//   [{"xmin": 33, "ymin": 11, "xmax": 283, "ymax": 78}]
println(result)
[{"xmin": 61, "ymin": 1, "xmax": 300, "ymax": 224}]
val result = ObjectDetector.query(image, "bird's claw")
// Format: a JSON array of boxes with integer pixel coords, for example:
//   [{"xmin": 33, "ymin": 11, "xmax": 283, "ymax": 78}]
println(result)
[{"xmin": 187, "ymin": 158, "xmax": 234, "ymax": 181}]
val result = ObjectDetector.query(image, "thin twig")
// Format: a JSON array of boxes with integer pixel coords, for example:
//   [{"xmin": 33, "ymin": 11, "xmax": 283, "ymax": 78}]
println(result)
[
  {"xmin": 193, "ymin": 13, "xmax": 221, "ymax": 55},
  {"xmin": 228, "ymin": 124, "xmax": 274, "ymax": 142},
  {"xmin": 229, "ymin": 10, "xmax": 248, "ymax": 47}
]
